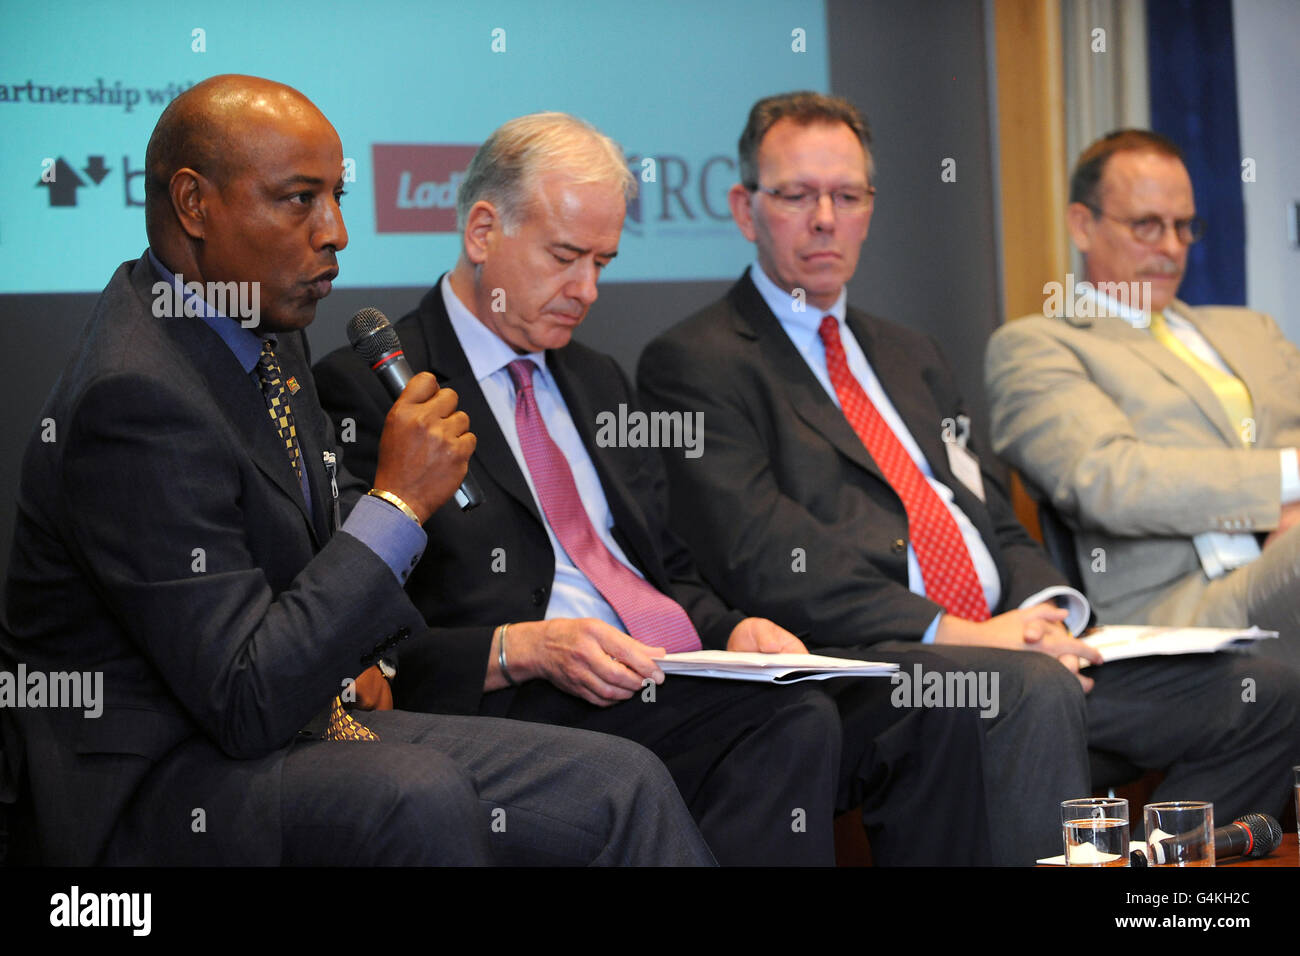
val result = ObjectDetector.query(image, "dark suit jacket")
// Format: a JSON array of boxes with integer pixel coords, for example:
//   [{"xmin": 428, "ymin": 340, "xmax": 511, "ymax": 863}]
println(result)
[
  {"xmin": 1, "ymin": 253, "xmax": 423, "ymax": 864},
  {"xmin": 313, "ymin": 280, "xmax": 744, "ymax": 718},
  {"xmin": 636, "ymin": 269, "xmax": 1062, "ymax": 647}
]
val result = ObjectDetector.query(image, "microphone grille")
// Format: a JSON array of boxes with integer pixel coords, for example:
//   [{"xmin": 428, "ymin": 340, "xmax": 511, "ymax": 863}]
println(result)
[
  {"xmin": 347, "ymin": 307, "xmax": 401, "ymax": 366},
  {"xmin": 1236, "ymin": 813, "xmax": 1283, "ymax": 857}
]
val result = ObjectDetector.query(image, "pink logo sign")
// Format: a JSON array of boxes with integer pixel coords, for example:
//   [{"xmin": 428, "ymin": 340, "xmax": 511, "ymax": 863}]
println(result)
[{"xmin": 372, "ymin": 143, "xmax": 480, "ymax": 233}]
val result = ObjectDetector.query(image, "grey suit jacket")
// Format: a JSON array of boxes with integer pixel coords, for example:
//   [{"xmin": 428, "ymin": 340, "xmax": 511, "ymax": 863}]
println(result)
[
  {"xmin": 637, "ymin": 269, "xmax": 1062, "ymax": 647},
  {"xmin": 985, "ymin": 300, "xmax": 1300, "ymax": 625},
  {"xmin": 1, "ymin": 253, "xmax": 423, "ymax": 864}
]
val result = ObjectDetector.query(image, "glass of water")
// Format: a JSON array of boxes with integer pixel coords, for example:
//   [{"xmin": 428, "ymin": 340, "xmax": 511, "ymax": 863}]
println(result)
[
  {"xmin": 1061, "ymin": 797, "xmax": 1130, "ymax": 866},
  {"xmin": 1144, "ymin": 801, "xmax": 1215, "ymax": 867}
]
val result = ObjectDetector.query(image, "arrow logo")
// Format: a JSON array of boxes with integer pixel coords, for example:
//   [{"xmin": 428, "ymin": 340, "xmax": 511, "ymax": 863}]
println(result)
[
  {"xmin": 84, "ymin": 155, "xmax": 110, "ymax": 185},
  {"xmin": 35, "ymin": 157, "xmax": 85, "ymax": 207}
]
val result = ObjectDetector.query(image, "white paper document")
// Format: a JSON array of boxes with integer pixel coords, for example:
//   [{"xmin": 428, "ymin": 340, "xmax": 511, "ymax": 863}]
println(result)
[
  {"xmin": 657, "ymin": 651, "xmax": 898, "ymax": 684},
  {"xmin": 1018, "ymin": 584, "xmax": 1091, "ymax": 636},
  {"xmin": 1081, "ymin": 625, "xmax": 1277, "ymax": 664}
]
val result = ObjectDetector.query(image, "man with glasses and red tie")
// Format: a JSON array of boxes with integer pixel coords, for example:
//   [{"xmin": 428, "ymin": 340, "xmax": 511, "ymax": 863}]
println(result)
[
  {"xmin": 987, "ymin": 129, "xmax": 1300, "ymax": 676},
  {"xmin": 639, "ymin": 97, "xmax": 1300, "ymax": 863}
]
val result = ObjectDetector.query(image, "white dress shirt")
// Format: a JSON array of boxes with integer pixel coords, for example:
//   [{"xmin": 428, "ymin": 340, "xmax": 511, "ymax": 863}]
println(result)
[
  {"xmin": 753, "ymin": 263, "xmax": 1087, "ymax": 636},
  {"xmin": 442, "ymin": 275, "xmax": 644, "ymax": 631}
]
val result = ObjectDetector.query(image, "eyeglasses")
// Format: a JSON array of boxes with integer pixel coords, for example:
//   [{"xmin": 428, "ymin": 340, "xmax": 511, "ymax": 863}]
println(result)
[
  {"xmin": 750, "ymin": 183, "xmax": 875, "ymax": 214},
  {"xmin": 1084, "ymin": 204, "xmax": 1206, "ymax": 245}
]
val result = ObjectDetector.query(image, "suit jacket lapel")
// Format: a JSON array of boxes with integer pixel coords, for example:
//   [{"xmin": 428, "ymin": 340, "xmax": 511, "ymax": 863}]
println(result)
[
  {"xmin": 279, "ymin": 335, "xmax": 331, "ymax": 543},
  {"xmin": 548, "ymin": 351, "xmax": 661, "ymax": 581},
  {"xmin": 413, "ymin": 282, "xmax": 542, "ymax": 524},
  {"xmin": 853, "ymin": 312, "xmax": 1016, "ymax": 584},
  {"xmin": 1094, "ymin": 308, "xmax": 1242, "ymax": 447},
  {"xmin": 413, "ymin": 280, "xmax": 660, "ymax": 579},
  {"xmin": 134, "ymin": 258, "xmax": 319, "ymax": 540},
  {"xmin": 850, "ymin": 312, "xmax": 959, "ymax": 485},
  {"xmin": 1177, "ymin": 300, "xmax": 1264, "ymax": 441},
  {"xmin": 728, "ymin": 272, "xmax": 882, "ymax": 480}
]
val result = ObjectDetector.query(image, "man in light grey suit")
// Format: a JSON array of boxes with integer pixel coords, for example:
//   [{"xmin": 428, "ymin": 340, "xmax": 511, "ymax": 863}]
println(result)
[{"xmin": 986, "ymin": 130, "xmax": 1300, "ymax": 673}]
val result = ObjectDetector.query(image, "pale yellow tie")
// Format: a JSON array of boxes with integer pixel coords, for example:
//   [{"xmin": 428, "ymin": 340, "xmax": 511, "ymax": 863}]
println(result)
[{"xmin": 1148, "ymin": 311, "xmax": 1254, "ymax": 446}]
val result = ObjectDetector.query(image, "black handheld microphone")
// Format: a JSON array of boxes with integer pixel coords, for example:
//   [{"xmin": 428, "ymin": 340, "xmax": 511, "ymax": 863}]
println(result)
[
  {"xmin": 346, "ymin": 307, "xmax": 483, "ymax": 511},
  {"xmin": 1214, "ymin": 813, "xmax": 1283, "ymax": 860},
  {"xmin": 1144, "ymin": 812, "xmax": 1282, "ymax": 864}
]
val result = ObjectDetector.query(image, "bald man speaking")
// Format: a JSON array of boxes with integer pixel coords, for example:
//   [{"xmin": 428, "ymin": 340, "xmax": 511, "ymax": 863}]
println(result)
[{"xmin": 0, "ymin": 75, "xmax": 713, "ymax": 866}]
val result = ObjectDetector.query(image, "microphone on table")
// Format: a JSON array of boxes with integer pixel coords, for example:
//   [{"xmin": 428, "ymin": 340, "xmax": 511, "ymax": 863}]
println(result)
[
  {"xmin": 346, "ymin": 306, "xmax": 483, "ymax": 512},
  {"xmin": 1211, "ymin": 813, "xmax": 1283, "ymax": 860},
  {"xmin": 1137, "ymin": 812, "xmax": 1282, "ymax": 865}
]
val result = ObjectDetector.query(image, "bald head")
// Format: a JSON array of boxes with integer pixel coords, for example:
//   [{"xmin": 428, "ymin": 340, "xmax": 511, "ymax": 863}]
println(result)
[
  {"xmin": 141, "ymin": 74, "xmax": 348, "ymax": 333},
  {"xmin": 144, "ymin": 75, "xmax": 330, "ymax": 246}
]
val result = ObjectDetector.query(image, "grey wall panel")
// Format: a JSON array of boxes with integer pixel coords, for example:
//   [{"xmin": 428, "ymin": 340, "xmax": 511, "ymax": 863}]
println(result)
[{"xmin": 827, "ymin": 0, "xmax": 1002, "ymax": 441}]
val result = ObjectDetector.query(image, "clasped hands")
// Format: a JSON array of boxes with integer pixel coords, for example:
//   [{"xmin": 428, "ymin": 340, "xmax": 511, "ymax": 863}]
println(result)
[{"xmin": 936, "ymin": 602, "xmax": 1103, "ymax": 691}]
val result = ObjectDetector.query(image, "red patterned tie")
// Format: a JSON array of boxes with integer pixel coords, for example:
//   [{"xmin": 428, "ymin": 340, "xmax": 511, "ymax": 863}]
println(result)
[
  {"xmin": 817, "ymin": 317, "xmax": 990, "ymax": 621},
  {"xmin": 508, "ymin": 359, "xmax": 702, "ymax": 652}
]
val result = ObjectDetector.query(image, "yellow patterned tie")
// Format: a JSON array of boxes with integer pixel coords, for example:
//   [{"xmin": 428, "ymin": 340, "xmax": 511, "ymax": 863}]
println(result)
[
  {"xmin": 256, "ymin": 341, "xmax": 379, "ymax": 742},
  {"xmin": 321, "ymin": 694, "xmax": 381, "ymax": 742},
  {"xmin": 256, "ymin": 341, "xmax": 304, "ymax": 479},
  {"xmin": 1149, "ymin": 312, "xmax": 1254, "ymax": 447}
]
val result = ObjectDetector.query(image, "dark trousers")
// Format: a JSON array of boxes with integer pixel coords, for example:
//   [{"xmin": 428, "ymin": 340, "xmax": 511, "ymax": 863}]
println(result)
[
  {"xmin": 495, "ymin": 678, "xmax": 842, "ymax": 865},
  {"xmin": 1087, "ymin": 651, "xmax": 1300, "ymax": 832},
  {"xmin": 866, "ymin": 642, "xmax": 1300, "ymax": 862},
  {"xmin": 865, "ymin": 642, "xmax": 1089, "ymax": 866},
  {"xmin": 105, "ymin": 710, "xmax": 716, "ymax": 866},
  {"xmin": 817, "ymin": 646, "xmax": 994, "ymax": 865},
  {"xmin": 497, "ymin": 662, "xmax": 998, "ymax": 865}
]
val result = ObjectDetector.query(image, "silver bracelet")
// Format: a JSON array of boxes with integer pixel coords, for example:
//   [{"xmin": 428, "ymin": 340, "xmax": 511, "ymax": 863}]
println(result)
[{"xmin": 497, "ymin": 623, "xmax": 518, "ymax": 687}]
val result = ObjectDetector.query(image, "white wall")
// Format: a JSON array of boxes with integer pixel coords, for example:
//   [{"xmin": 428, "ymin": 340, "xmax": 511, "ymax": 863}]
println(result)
[{"xmin": 1233, "ymin": 0, "xmax": 1300, "ymax": 342}]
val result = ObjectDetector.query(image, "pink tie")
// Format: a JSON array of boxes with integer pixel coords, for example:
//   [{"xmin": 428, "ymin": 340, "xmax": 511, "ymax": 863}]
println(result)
[
  {"xmin": 817, "ymin": 317, "xmax": 990, "ymax": 621},
  {"xmin": 507, "ymin": 359, "xmax": 701, "ymax": 653}
]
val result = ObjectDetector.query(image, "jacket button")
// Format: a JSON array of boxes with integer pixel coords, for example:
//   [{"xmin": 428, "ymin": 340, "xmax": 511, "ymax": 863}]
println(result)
[
  {"xmin": 891, "ymin": 538, "xmax": 906, "ymax": 553},
  {"xmin": 532, "ymin": 587, "xmax": 547, "ymax": 606}
]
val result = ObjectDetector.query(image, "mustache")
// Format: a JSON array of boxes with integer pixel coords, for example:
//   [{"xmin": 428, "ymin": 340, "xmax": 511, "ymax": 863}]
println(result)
[{"xmin": 1139, "ymin": 260, "xmax": 1182, "ymax": 277}]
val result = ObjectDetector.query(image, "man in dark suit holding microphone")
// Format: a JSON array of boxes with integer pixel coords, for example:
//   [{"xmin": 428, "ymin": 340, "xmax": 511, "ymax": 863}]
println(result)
[{"xmin": 0, "ymin": 74, "xmax": 714, "ymax": 866}]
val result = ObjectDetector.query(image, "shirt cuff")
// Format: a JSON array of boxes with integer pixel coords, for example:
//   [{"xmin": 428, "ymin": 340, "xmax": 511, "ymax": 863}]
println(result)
[
  {"xmin": 1281, "ymin": 449, "xmax": 1300, "ymax": 504},
  {"xmin": 341, "ymin": 494, "xmax": 427, "ymax": 585},
  {"xmin": 1018, "ymin": 585, "xmax": 1091, "ymax": 636},
  {"xmin": 922, "ymin": 612, "xmax": 941, "ymax": 644}
]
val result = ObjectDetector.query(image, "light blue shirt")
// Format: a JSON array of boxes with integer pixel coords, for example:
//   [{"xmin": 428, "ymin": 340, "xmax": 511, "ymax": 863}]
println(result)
[
  {"xmin": 147, "ymin": 249, "xmax": 425, "ymax": 585},
  {"xmin": 441, "ymin": 275, "xmax": 643, "ymax": 632},
  {"xmin": 750, "ymin": 262, "xmax": 1007, "ymax": 642}
]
